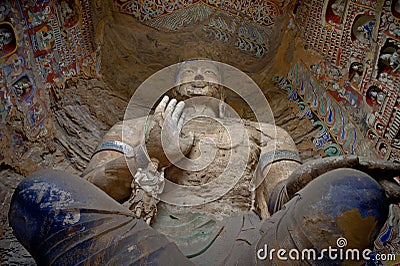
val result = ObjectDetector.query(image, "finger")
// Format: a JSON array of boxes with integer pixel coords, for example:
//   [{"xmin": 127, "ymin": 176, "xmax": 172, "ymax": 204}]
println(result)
[
  {"xmin": 164, "ymin": 98, "xmax": 177, "ymax": 117},
  {"xmin": 178, "ymin": 112, "xmax": 185, "ymax": 129},
  {"xmin": 155, "ymin": 95, "xmax": 169, "ymax": 114},
  {"xmin": 172, "ymin": 101, "xmax": 185, "ymax": 122}
]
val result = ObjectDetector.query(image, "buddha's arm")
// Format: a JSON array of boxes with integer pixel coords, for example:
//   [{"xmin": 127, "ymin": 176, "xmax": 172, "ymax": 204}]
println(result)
[
  {"xmin": 82, "ymin": 119, "xmax": 146, "ymax": 202},
  {"xmin": 82, "ymin": 123, "xmax": 162, "ymax": 224},
  {"xmin": 83, "ymin": 152, "xmax": 138, "ymax": 202},
  {"xmin": 254, "ymin": 125, "xmax": 301, "ymax": 219},
  {"xmin": 84, "ymin": 147, "xmax": 162, "ymax": 224},
  {"xmin": 254, "ymin": 124, "xmax": 400, "ymax": 218}
]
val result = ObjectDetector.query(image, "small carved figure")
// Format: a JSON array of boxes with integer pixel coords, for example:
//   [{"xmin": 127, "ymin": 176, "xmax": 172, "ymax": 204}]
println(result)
[
  {"xmin": 380, "ymin": 49, "xmax": 400, "ymax": 72},
  {"xmin": 0, "ymin": 28, "xmax": 12, "ymax": 50},
  {"xmin": 349, "ymin": 62, "xmax": 363, "ymax": 83},
  {"xmin": 331, "ymin": 0, "xmax": 346, "ymax": 18},
  {"xmin": 357, "ymin": 20, "xmax": 375, "ymax": 42}
]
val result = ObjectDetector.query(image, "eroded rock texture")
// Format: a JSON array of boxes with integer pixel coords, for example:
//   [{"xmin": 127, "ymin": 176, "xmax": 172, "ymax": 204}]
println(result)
[
  {"xmin": 50, "ymin": 78, "xmax": 128, "ymax": 172},
  {"xmin": 1, "ymin": 78, "xmax": 130, "ymax": 265}
]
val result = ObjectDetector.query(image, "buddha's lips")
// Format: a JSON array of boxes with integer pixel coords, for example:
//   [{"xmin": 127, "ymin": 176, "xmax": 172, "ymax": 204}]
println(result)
[
  {"xmin": 192, "ymin": 80, "xmax": 207, "ymax": 87},
  {"xmin": 183, "ymin": 83, "xmax": 211, "ymax": 96}
]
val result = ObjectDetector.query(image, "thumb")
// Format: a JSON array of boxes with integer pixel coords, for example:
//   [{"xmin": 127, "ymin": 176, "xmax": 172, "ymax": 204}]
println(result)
[{"xmin": 179, "ymin": 132, "xmax": 194, "ymax": 155}]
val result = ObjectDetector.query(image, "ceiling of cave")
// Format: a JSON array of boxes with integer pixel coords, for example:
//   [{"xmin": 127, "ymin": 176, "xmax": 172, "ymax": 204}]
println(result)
[{"xmin": 0, "ymin": 0, "xmax": 400, "ymax": 175}]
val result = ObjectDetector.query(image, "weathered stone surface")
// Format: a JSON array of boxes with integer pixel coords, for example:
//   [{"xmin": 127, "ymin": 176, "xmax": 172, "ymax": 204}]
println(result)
[
  {"xmin": 266, "ymin": 88, "xmax": 320, "ymax": 162},
  {"xmin": 50, "ymin": 78, "xmax": 128, "ymax": 172},
  {"xmin": 1, "ymin": 78, "xmax": 128, "ymax": 265}
]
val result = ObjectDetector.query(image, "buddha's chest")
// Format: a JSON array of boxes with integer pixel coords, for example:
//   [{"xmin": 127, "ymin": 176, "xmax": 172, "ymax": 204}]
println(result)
[
  {"xmin": 161, "ymin": 118, "xmax": 261, "ymax": 217},
  {"xmin": 166, "ymin": 118, "xmax": 260, "ymax": 187}
]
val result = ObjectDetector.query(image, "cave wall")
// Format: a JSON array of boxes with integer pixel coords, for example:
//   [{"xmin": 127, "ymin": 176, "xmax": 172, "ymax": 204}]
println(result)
[
  {"xmin": 0, "ymin": 0, "xmax": 100, "ymax": 175},
  {"xmin": 94, "ymin": 0, "xmax": 298, "ymax": 97},
  {"xmin": 285, "ymin": 0, "xmax": 400, "ymax": 161},
  {"xmin": 0, "ymin": 1, "xmax": 116, "ymax": 264}
]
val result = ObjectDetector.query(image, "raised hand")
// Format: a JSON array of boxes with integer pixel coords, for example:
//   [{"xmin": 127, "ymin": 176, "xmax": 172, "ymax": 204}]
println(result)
[{"xmin": 145, "ymin": 96, "xmax": 194, "ymax": 168}]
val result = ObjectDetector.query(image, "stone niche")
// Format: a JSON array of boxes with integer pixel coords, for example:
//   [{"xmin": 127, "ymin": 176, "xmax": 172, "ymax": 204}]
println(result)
[
  {"xmin": 0, "ymin": 21, "xmax": 17, "ymax": 58},
  {"xmin": 391, "ymin": 0, "xmax": 400, "ymax": 19},
  {"xmin": 351, "ymin": 14, "xmax": 376, "ymax": 43},
  {"xmin": 377, "ymin": 38, "xmax": 400, "ymax": 76},
  {"xmin": 325, "ymin": 0, "xmax": 347, "ymax": 25}
]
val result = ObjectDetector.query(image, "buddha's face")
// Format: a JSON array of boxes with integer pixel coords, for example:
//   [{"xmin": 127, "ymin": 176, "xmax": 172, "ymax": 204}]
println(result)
[{"xmin": 174, "ymin": 60, "xmax": 222, "ymax": 99}]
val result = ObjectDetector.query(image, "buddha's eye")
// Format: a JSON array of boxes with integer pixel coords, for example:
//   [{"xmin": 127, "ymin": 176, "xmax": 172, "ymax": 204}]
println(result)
[
  {"xmin": 204, "ymin": 70, "xmax": 216, "ymax": 76},
  {"xmin": 183, "ymin": 69, "xmax": 194, "ymax": 74}
]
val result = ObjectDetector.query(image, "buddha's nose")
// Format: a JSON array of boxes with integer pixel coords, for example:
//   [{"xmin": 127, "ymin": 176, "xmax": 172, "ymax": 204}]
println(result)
[{"xmin": 194, "ymin": 74, "xmax": 204, "ymax": 80}]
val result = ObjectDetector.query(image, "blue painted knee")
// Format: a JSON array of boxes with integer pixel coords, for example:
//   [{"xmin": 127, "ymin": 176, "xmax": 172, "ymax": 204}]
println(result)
[
  {"xmin": 8, "ymin": 169, "xmax": 190, "ymax": 265},
  {"xmin": 257, "ymin": 168, "xmax": 389, "ymax": 264},
  {"xmin": 8, "ymin": 169, "xmax": 132, "ymax": 264},
  {"xmin": 294, "ymin": 168, "xmax": 388, "ymax": 249}
]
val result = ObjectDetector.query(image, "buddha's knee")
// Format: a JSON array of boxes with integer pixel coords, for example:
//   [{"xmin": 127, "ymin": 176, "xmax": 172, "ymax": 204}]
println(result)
[
  {"xmin": 8, "ymin": 169, "xmax": 191, "ymax": 265},
  {"xmin": 257, "ymin": 168, "xmax": 389, "ymax": 264},
  {"xmin": 8, "ymin": 169, "xmax": 129, "ymax": 262}
]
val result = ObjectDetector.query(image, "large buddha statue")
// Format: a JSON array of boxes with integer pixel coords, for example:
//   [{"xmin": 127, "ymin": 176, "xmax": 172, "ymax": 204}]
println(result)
[{"xmin": 8, "ymin": 59, "xmax": 398, "ymax": 265}]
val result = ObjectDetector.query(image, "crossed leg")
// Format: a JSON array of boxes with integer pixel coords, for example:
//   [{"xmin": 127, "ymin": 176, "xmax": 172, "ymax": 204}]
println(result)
[{"xmin": 8, "ymin": 168, "xmax": 388, "ymax": 265}]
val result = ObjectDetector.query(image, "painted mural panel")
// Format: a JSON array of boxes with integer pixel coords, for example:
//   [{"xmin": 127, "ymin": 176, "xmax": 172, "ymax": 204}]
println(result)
[
  {"xmin": 293, "ymin": 0, "xmax": 400, "ymax": 163},
  {"xmin": 0, "ymin": 0, "xmax": 96, "ymax": 166},
  {"xmin": 279, "ymin": 62, "xmax": 366, "ymax": 156}
]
